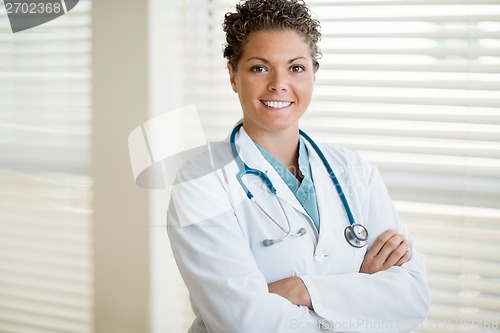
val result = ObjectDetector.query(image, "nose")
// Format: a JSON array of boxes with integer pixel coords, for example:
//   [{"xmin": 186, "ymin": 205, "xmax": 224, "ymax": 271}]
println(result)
[{"xmin": 267, "ymin": 70, "xmax": 288, "ymax": 92}]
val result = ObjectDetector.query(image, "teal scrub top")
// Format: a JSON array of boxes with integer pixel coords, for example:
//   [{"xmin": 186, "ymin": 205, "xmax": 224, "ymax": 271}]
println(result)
[{"xmin": 254, "ymin": 137, "xmax": 320, "ymax": 231}]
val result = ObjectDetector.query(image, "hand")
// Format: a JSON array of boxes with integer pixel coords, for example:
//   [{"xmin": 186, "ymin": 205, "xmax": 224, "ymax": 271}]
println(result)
[
  {"xmin": 268, "ymin": 276, "xmax": 312, "ymax": 309},
  {"xmin": 360, "ymin": 229, "xmax": 411, "ymax": 274}
]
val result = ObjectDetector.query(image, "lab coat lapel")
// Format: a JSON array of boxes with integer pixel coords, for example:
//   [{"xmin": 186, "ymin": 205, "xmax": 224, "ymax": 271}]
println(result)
[
  {"xmin": 233, "ymin": 127, "xmax": 309, "ymax": 218},
  {"xmin": 304, "ymin": 139, "xmax": 346, "ymax": 250}
]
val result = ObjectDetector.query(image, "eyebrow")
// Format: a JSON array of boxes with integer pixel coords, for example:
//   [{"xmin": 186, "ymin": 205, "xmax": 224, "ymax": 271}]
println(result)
[{"xmin": 246, "ymin": 57, "xmax": 307, "ymax": 63}]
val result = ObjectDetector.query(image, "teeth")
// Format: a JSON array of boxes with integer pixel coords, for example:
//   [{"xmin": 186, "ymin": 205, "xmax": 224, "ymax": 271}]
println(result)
[{"xmin": 263, "ymin": 101, "xmax": 292, "ymax": 109}]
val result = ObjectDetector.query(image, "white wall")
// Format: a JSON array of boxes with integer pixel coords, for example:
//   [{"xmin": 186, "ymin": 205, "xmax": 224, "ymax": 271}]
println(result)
[
  {"xmin": 149, "ymin": 0, "xmax": 194, "ymax": 332},
  {"xmin": 92, "ymin": 1, "xmax": 150, "ymax": 332}
]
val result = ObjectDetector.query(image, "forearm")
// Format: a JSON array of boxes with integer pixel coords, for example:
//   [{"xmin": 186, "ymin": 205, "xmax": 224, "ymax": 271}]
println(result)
[
  {"xmin": 269, "ymin": 230, "xmax": 412, "ymax": 311},
  {"xmin": 300, "ymin": 255, "xmax": 430, "ymax": 332}
]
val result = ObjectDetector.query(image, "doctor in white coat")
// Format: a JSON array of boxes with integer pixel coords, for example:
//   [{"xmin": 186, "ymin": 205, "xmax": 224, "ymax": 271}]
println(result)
[{"xmin": 167, "ymin": 0, "xmax": 430, "ymax": 332}]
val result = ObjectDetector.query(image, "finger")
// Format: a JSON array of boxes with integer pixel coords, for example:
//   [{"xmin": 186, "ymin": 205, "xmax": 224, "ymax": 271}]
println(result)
[
  {"xmin": 366, "ymin": 237, "xmax": 403, "ymax": 272},
  {"xmin": 382, "ymin": 239, "xmax": 410, "ymax": 269},
  {"xmin": 377, "ymin": 233, "xmax": 405, "ymax": 263},
  {"xmin": 395, "ymin": 248, "xmax": 412, "ymax": 267},
  {"xmin": 366, "ymin": 229, "xmax": 398, "ymax": 258}
]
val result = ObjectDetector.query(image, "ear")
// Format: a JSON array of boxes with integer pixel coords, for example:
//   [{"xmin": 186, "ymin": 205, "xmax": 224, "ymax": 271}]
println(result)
[{"xmin": 227, "ymin": 62, "xmax": 238, "ymax": 93}]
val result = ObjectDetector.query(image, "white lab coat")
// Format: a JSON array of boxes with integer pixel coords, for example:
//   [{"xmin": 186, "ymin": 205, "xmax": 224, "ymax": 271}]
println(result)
[{"xmin": 167, "ymin": 126, "xmax": 430, "ymax": 333}]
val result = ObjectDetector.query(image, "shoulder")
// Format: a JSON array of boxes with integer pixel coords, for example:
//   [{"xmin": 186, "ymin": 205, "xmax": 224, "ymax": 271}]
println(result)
[
  {"xmin": 168, "ymin": 140, "xmax": 236, "ymax": 227},
  {"xmin": 317, "ymin": 143, "xmax": 372, "ymax": 170},
  {"xmin": 312, "ymin": 142, "xmax": 382, "ymax": 191},
  {"xmin": 173, "ymin": 140, "xmax": 234, "ymax": 185}
]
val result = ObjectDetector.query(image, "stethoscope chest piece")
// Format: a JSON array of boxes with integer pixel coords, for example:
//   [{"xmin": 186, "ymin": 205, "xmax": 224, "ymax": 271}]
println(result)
[{"xmin": 344, "ymin": 224, "xmax": 368, "ymax": 248}]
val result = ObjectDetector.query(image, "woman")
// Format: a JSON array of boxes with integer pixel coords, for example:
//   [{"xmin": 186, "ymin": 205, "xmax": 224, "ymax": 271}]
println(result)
[{"xmin": 167, "ymin": 0, "xmax": 430, "ymax": 332}]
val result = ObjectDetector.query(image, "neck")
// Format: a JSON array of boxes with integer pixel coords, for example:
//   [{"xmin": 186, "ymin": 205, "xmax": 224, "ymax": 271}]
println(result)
[{"xmin": 243, "ymin": 123, "xmax": 302, "ymax": 180}]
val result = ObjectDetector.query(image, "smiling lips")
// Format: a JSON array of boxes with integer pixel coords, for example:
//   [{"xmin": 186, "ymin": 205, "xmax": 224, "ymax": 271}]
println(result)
[{"xmin": 261, "ymin": 100, "xmax": 293, "ymax": 109}]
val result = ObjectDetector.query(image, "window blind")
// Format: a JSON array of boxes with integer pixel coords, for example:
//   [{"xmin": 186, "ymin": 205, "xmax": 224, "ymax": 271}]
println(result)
[
  {"xmin": 171, "ymin": 0, "xmax": 500, "ymax": 332},
  {"xmin": 0, "ymin": 1, "xmax": 93, "ymax": 332}
]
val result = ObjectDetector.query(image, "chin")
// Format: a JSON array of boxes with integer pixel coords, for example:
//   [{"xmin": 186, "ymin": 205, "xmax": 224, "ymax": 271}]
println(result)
[{"xmin": 260, "ymin": 119, "xmax": 299, "ymax": 133}]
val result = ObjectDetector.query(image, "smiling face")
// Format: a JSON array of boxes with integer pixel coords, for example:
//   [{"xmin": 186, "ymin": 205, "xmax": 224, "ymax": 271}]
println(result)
[{"xmin": 228, "ymin": 29, "xmax": 316, "ymax": 138}]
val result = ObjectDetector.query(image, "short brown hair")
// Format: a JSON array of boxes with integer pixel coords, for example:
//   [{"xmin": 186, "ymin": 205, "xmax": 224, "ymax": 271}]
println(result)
[{"xmin": 223, "ymin": 0, "xmax": 321, "ymax": 70}]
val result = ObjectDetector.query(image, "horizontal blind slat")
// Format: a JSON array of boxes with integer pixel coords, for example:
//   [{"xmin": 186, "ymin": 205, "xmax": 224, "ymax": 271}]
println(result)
[{"xmin": 0, "ymin": 1, "xmax": 93, "ymax": 327}]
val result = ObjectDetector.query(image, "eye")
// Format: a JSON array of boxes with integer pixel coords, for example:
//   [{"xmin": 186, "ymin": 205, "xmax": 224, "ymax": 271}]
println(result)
[
  {"xmin": 290, "ymin": 65, "xmax": 305, "ymax": 73},
  {"xmin": 250, "ymin": 65, "xmax": 268, "ymax": 73}
]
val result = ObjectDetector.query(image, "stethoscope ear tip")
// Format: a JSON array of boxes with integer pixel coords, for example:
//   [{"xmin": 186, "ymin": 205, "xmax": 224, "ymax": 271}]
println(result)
[
  {"xmin": 263, "ymin": 239, "xmax": 275, "ymax": 247},
  {"xmin": 262, "ymin": 228, "xmax": 306, "ymax": 247}
]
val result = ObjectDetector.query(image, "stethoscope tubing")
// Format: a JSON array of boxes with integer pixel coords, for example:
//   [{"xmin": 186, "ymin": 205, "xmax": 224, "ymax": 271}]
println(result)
[
  {"xmin": 298, "ymin": 129, "xmax": 357, "ymax": 227},
  {"xmin": 230, "ymin": 123, "xmax": 368, "ymax": 248}
]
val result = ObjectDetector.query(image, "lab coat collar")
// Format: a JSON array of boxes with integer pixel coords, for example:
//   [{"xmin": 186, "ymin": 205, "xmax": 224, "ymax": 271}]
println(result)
[{"xmin": 230, "ymin": 125, "xmax": 311, "ymax": 222}]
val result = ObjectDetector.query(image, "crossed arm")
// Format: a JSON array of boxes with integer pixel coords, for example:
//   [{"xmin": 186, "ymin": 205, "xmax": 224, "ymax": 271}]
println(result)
[{"xmin": 268, "ymin": 229, "xmax": 411, "ymax": 309}]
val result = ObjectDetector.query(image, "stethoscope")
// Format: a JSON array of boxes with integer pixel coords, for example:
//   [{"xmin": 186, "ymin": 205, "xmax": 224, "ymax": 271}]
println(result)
[{"xmin": 230, "ymin": 123, "xmax": 369, "ymax": 248}]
